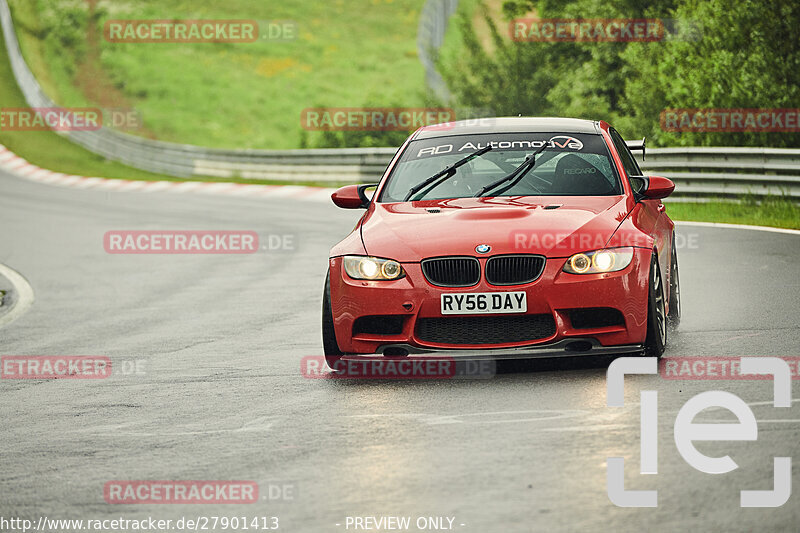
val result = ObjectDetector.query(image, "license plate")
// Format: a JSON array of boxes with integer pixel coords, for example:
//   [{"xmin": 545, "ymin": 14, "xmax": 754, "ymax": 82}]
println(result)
[{"xmin": 441, "ymin": 291, "xmax": 527, "ymax": 315}]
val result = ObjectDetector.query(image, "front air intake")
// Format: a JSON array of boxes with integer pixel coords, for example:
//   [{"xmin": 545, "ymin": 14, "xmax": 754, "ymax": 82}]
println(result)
[
  {"xmin": 421, "ymin": 257, "xmax": 481, "ymax": 287},
  {"xmin": 352, "ymin": 315, "xmax": 405, "ymax": 336},
  {"xmin": 415, "ymin": 315, "xmax": 556, "ymax": 345},
  {"xmin": 485, "ymin": 254, "xmax": 546, "ymax": 285},
  {"xmin": 568, "ymin": 308, "xmax": 625, "ymax": 329}
]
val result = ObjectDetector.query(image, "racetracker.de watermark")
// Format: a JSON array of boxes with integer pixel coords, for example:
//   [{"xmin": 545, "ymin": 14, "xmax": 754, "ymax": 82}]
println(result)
[
  {"xmin": 104, "ymin": 20, "xmax": 297, "ymax": 43},
  {"xmin": 1, "ymin": 356, "xmax": 111, "ymax": 379},
  {"xmin": 608, "ymin": 357, "xmax": 791, "ymax": 508},
  {"xmin": 104, "ymin": 481, "xmax": 258, "ymax": 504},
  {"xmin": 662, "ymin": 357, "xmax": 800, "ymax": 380},
  {"xmin": 0, "ymin": 107, "xmax": 142, "ymax": 131},
  {"xmin": 511, "ymin": 231, "xmax": 699, "ymax": 252},
  {"xmin": 1, "ymin": 107, "xmax": 99, "ymax": 131},
  {"xmin": 302, "ymin": 356, "xmax": 495, "ymax": 379},
  {"xmin": 660, "ymin": 108, "xmax": 800, "ymax": 132},
  {"xmin": 104, "ymin": 231, "xmax": 261, "ymax": 254},
  {"xmin": 300, "ymin": 108, "xmax": 456, "ymax": 132},
  {"xmin": 511, "ymin": 18, "xmax": 665, "ymax": 42}
]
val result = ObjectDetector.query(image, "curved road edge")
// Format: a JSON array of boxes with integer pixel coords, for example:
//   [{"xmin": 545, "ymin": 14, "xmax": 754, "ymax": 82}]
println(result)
[
  {"xmin": 0, "ymin": 262, "xmax": 34, "ymax": 328},
  {"xmin": 0, "ymin": 144, "xmax": 335, "ymax": 202}
]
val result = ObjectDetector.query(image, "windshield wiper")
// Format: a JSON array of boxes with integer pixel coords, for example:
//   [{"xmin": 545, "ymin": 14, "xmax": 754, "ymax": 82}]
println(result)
[
  {"xmin": 473, "ymin": 142, "xmax": 550, "ymax": 197},
  {"xmin": 403, "ymin": 145, "xmax": 493, "ymax": 202}
]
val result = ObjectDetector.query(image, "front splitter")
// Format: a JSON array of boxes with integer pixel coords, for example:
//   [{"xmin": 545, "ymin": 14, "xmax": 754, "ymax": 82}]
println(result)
[{"xmin": 343, "ymin": 338, "xmax": 644, "ymax": 361}]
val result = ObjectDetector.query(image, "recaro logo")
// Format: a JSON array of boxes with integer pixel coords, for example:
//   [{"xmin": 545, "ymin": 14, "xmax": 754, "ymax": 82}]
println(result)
[
  {"xmin": 548, "ymin": 136, "xmax": 583, "ymax": 150},
  {"xmin": 563, "ymin": 167, "xmax": 596, "ymax": 175}
]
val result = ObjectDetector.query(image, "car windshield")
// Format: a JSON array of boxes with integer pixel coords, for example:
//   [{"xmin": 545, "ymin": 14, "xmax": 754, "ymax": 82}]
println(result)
[{"xmin": 379, "ymin": 132, "xmax": 622, "ymax": 202}]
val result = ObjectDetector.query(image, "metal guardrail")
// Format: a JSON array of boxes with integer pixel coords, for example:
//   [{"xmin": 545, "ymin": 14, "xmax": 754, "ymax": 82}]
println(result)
[
  {"xmin": 417, "ymin": 0, "xmax": 459, "ymax": 104},
  {"xmin": 1, "ymin": 0, "xmax": 799, "ymax": 199},
  {"xmin": 636, "ymin": 148, "xmax": 800, "ymax": 199}
]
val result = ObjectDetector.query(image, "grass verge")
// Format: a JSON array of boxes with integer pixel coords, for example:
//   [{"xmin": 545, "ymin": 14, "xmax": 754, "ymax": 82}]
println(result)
[
  {"xmin": 666, "ymin": 197, "xmax": 800, "ymax": 230},
  {"xmin": 0, "ymin": 25, "xmax": 353, "ymax": 187},
  {"xmin": 8, "ymin": 0, "xmax": 428, "ymax": 150},
  {"xmin": 0, "ymin": 26, "xmax": 178, "ymax": 181}
]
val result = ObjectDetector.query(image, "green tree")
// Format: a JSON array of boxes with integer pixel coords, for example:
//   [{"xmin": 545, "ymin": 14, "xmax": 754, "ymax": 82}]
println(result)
[
  {"xmin": 621, "ymin": 0, "xmax": 800, "ymax": 146},
  {"xmin": 440, "ymin": 0, "xmax": 800, "ymax": 147}
]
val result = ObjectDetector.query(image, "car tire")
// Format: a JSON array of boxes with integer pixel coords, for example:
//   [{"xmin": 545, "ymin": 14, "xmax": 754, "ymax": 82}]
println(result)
[
  {"xmin": 644, "ymin": 252, "xmax": 667, "ymax": 358},
  {"xmin": 321, "ymin": 272, "xmax": 343, "ymax": 369},
  {"xmin": 668, "ymin": 237, "xmax": 681, "ymax": 329}
]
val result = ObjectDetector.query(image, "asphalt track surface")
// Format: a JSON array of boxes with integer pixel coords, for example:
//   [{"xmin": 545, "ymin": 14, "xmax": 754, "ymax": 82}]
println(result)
[{"xmin": 1, "ymin": 168, "xmax": 800, "ymax": 533}]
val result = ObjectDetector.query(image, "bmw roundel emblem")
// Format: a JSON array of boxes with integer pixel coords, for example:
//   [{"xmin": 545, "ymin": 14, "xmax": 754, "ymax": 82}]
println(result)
[{"xmin": 475, "ymin": 244, "xmax": 491, "ymax": 254}]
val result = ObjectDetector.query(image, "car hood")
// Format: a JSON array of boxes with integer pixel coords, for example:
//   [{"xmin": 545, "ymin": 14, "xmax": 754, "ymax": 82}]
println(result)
[{"xmin": 360, "ymin": 196, "xmax": 631, "ymax": 261}]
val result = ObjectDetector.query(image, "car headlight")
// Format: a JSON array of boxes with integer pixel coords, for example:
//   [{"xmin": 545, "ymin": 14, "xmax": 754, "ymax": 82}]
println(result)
[
  {"xmin": 343, "ymin": 256, "xmax": 405, "ymax": 280},
  {"xmin": 562, "ymin": 248, "xmax": 634, "ymax": 274}
]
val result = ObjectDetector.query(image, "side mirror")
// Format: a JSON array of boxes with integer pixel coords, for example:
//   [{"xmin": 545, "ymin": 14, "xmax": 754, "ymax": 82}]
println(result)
[
  {"xmin": 331, "ymin": 183, "xmax": 377, "ymax": 209},
  {"xmin": 630, "ymin": 175, "xmax": 675, "ymax": 200}
]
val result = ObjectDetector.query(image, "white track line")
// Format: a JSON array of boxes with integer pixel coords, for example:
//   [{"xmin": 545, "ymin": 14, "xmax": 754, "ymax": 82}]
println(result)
[
  {"xmin": 140, "ymin": 180, "xmax": 174, "ymax": 192},
  {"xmin": 5, "ymin": 158, "xmax": 27, "ymax": 170},
  {"xmin": 0, "ymin": 263, "xmax": 35, "ymax": 328},
  {"xmin": 73, "ymin": 177, "xmax": 104, "ymax": 188},
  {"xmin": 195, "ymin": 182, "xmax": 238, "ymax": 194},
  {"xmin": 114, "ymin": 180, "xmax": 149, "ymax": 191},
  {"xmin": 676, "ymin": 221, "xmax": 800, "ymax": 236}
]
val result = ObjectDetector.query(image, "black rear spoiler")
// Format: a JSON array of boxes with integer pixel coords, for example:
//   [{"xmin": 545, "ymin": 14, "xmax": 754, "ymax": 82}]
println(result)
[{"xmin": 625, "ymin": 138, "xmax": 646, "ymax": 160}]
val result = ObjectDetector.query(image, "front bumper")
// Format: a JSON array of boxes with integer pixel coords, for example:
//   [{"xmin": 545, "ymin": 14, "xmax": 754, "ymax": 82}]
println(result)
[{"xmin": 328, "ymin": 247, "xmax": 651, "ymax": 356}]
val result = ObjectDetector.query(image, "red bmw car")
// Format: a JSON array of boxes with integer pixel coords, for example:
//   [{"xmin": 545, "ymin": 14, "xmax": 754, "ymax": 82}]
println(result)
[{"xmin": 322, "ymin": 117, "xmax": 680, "ymax": 368}]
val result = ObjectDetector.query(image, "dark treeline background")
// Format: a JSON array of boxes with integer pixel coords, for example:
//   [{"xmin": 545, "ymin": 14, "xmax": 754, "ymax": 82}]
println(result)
[{"xmin": 438, "ymin": 0, "xmax": 799, "ymax": 147}]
